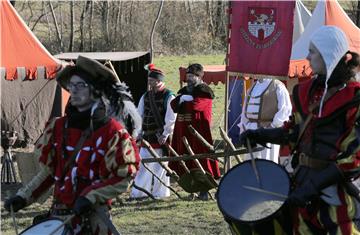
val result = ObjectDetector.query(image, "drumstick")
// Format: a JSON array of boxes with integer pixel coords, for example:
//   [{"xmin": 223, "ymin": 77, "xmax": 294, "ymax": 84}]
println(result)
[
  {"xmin": 246, "ymin": 138, "xmax": 260, "ymax": 184},
  {"xmin": 242, "ymin": 185, "xmax": 287, "ymax": 200},
  {"xmin": 7, "ymin": 191, "xmax": 18, "ymax": 235},
  {"xmin": 49, "ymin": 215, "xmax": 75, "ymax": 235}
]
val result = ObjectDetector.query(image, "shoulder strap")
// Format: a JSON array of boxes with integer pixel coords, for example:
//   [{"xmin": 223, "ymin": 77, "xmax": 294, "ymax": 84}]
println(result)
[{"xmin": 61, "ymin": 121, "xmax": 91, "ymax": 180}]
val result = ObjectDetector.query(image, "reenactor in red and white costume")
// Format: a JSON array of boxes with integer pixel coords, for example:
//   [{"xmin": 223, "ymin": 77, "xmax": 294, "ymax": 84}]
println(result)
[
  {"xmin": 4, "ymin": 56, "xmax": 141, "ymax": 234},
  {"xmin": 240, "ymin": 26, "xmax": 360, "ymax": 235}
]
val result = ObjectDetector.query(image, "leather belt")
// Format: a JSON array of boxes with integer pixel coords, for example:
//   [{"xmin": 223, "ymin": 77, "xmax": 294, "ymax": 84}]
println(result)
[
  {"xmin": 51, "ymin": 203, "xmax": 74, "ymax": 216},
  {"xmin": 298, "ymin": 153, "xmax": 330, "ymax": 169}
]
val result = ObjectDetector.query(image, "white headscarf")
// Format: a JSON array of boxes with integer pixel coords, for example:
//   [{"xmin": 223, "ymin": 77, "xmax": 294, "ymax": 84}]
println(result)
[{"xmin": 309, "ymin": 26, "xmax": 349, "ymax": 116}]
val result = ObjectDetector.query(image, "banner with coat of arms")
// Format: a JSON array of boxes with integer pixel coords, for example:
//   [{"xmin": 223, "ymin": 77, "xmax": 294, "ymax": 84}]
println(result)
[{"xmin": 227, "ymin": 1, "xmax": 295, "ymax": 76}]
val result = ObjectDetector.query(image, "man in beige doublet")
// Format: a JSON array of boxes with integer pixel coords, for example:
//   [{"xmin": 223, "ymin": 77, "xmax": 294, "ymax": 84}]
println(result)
[{"xmin": 238, "ymin": 78, "xmax": 292, "ymax": 163}]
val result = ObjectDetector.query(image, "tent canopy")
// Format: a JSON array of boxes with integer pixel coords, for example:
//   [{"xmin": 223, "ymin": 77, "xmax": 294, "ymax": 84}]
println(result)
[
  {"xmin": 1, "ymin": 0, "xmax": 63, "ymax": 146},
  {"xmin": 55, "ymin": 52, "xmax": 149, "ymax": 62},
  {"xmin": 55, "ymin": 52, "xmax": 151, "ymax": 105},
  {"xmin": 289, "ymin": 0, "xmax": 360, "ymax": 77},
  {"xmin": 0, "ymin": 0, "xmax": 61, "ymax": 80}
]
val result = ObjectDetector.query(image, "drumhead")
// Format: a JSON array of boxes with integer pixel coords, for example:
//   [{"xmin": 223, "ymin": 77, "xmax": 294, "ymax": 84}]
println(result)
[
  {"xmin": 20, "ymin": 218, "xmax": 64, "ymax": 235},
  {"xmin": 217, "ymin": 159, "xmax": 290, "ymax": 224}
]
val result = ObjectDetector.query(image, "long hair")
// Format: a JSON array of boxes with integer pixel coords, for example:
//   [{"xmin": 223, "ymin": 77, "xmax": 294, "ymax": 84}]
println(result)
[
  {"xmin": 107, "ymin": 82, "xmax": 142, "ymax": 139},
  {"xmin": 328, "ymin": 51, "xmax": 360, "ymax": 86}
]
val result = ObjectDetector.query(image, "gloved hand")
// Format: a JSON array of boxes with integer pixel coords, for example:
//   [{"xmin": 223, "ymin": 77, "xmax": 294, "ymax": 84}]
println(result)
[
  {"xmin": 179, "ymin": 95, "xmax": 194, "ymax": 104},
  {"xmin": 4, "ymin": 195, "xmax": 27, "ymax": 212},
  {"xmin": 287, "ymin": 181, "xmax": 318, "ymax": 207},
  {"xmin": 73, "ymin": 196, "xmax": 93, "ymax": 216},
  {"xmin": 239, "ymin": 129, "xmax": 268, "ymax": 148},
  {"xmin": 287, "ymin": 164, "xmax": 343, "ymax": 207},
  {"xmin": 239, "ymin": 127, "xmax": 287, "ymax": 148}
]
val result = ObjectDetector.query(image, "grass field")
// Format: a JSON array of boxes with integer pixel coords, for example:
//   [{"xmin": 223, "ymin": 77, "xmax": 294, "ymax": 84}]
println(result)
[{"xmin": 1, "ymin": 54, "xmax": 235, "ymax": 235}]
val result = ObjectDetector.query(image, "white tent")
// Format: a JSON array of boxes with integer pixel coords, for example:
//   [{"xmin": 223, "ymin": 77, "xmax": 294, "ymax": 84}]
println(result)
[
  {"xmin": 293, "ymin": 0, "xmax": 312, "ymax": 44},
  {"xmin": 291, "ymin": 0, "xmax": 360, "ymax": 60}
]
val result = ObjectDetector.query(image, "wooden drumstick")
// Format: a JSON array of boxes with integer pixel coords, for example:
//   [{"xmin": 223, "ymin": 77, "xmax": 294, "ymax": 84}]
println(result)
[
  {"xmin": 182, "ymin": 137, "xmax": 206, "ymax": 175},
  {"xmin": 49, "ymin": 214, "xmax": 75, "ymax": 235},
  {"xmin": 246, "ymin": 138, "xmax": 260, "ymax": 184},
  {"xmin": 7, "ymin": 191, "xmax": 18, "ymax": 235}
]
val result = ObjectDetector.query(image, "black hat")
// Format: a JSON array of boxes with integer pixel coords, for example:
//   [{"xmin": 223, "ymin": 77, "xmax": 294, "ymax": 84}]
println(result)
[
  {"xmin": 56, "ymin": 55, "xmax": 118, "ymax": 92},
  {"xmin": 145, "ymin": 64, "xmax": 165, "ymax": 81},
  {"xmin": 186, "ymin": 63, "xmax": 204, "ymax": 77}
]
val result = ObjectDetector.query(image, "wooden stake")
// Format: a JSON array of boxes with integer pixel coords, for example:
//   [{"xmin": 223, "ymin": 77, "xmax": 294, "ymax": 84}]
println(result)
[
  {"xmin": 164, "ymin": 143, "xmax": 191, "ymax": 174},
  {"xmin": 141, "ymin": 162, "xmax": 182, "ymax": 199},
  {"xmin": 142, "ymin": 139, "xmax": 179, "ymax": 181},
  {"xmin": 182, "ymin": 137, "xmax": 206, "ymax": 175},
  {"xmin": 219, "ymin": 127, "xmax": 243, "ymax": 164},
  {"xmin": 188, "ymin": 125, "xmax": 214, "ymax": 152},
  {"xmin": 141, "ymin": 147, "xmax": 263, "ymax": 163}
]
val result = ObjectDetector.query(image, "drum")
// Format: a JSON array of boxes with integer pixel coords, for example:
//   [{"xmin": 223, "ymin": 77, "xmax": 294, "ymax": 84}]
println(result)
[
  {"xmin": 217, "ymin": 159, "xmax": 292, "ymax": 235},
  {"xmin": 20, "ymin": 218, "xmax": 73, "ymax": 235}
]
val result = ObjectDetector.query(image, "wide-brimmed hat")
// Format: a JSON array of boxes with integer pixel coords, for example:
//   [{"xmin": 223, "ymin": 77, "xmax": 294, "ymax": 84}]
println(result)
[{"xmin": 56, "ymin": 55, "xmax": 119, "ymax": 91}]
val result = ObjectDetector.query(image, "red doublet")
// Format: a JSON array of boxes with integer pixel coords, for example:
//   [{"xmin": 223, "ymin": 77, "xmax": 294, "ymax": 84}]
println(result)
[{"xmin": 36, "ymin": 117, "xmax": 140, "ymax": 206}]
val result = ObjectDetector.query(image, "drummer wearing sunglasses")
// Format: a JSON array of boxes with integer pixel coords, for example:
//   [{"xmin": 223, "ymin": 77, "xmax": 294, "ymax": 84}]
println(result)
[
  {"xmin": 240, "ymin": 26, "xmax": 360, "ymax": 235},
  {"xmin": 4, "ymin": 56, "xmax": 141, "ymax": 235}
]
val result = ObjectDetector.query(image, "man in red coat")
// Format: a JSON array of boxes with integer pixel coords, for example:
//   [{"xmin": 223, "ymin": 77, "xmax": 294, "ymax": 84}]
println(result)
[{"xmin": 170, "ymin": 63, "xmax": 221, "ymax": 200}]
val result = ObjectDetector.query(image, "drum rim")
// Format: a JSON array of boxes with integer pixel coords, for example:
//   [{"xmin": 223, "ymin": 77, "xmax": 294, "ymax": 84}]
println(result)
[
  {"xmin": 216, "ymin": 159, "xmax": 291, "ymax": 225},
  {"xmin": 19, "ymin": 217, "xmax": 64, "ymax": 234}
]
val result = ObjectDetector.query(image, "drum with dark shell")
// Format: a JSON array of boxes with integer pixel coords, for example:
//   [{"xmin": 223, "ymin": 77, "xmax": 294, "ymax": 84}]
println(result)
[
  {"xmin": 217, "ymin": 159, "xmax": 293, "ymax": 235},
  {"xmin": 20, "ymin": 218, "xmax": 73, "ymax": 235}
]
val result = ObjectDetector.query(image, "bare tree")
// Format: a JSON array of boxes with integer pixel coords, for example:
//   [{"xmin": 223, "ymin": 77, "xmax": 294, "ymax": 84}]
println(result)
[
  {"xmin": 89, "ymin": 0, "xmax": 94, "ymax": 51},
  {"xmin": 68, "ymin": 0, "xmax": 74, "ymax": 52},
  {"xmin": 79, "ymin": 1, "xmax": 91, "ymax": 51},
  {"xmin": 101, "ymin": 1, "xmax": 110, "ymax": 47},
  {"xmin": 48, "ymin": 1, "xmax": 64, "ymax": 51}
]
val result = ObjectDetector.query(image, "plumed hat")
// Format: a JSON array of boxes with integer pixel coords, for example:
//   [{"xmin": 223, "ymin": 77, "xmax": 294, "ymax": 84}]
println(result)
[
  {"xmin": 144, "ymin": 63, "xmax": 165, "ymax": 81},
  {"xmin": 56, "ymin": 55, "xmax": 119, "ymax": 91}
]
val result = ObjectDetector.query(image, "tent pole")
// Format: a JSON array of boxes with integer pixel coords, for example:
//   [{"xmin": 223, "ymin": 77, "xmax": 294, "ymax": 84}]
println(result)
[{"xmin": 224, "ymin": 72, "xmax": 231, "ymax": 173}]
